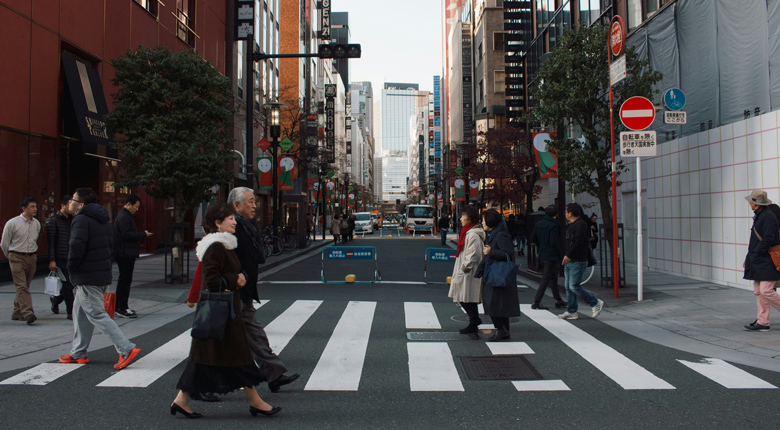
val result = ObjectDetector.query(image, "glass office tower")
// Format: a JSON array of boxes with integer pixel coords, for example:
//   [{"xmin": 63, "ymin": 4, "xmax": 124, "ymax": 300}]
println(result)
[{"xmin": 381, "ymin": 83, "xmax": 420, "ymax": 202}]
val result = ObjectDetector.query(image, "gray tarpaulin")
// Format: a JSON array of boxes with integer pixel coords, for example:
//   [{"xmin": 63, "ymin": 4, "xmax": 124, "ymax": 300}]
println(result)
[
  {"xmin": 624, "ymin": 0, "xmax": 778, "ymax": 140},
  {"xmin": 716, "ymin": 0, "xmax": 769, "ymax": 125},
  {"xmin": 768, "ymin": 0, "xmax": 780, "ymax": 109},
  {"xmin": 677, "ymin": 0, "xmax": 719, "ymax": 136}
]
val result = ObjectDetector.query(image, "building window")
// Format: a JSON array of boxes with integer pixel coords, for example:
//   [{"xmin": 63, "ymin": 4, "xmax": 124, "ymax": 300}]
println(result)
[
  {"xmin": 494, "ymin": 71, "xmax": 505, "ymax": 93},
  {"xmin": 237, "ymin": 41, "xmax": 244, "ymax": 98},
  {"xmin": 176, "ymin": 0, "xmax": 195, "ymax": 46},
  {"xmin": 627, "ymin": 0, "xmax": 642, "ymax": 30},
  {"xmin": 134, "ymin": 0, "xmax": 159, "ymax": 16},
  {"xmin": 493, "ymin": 32, "xmax": 505, "ymax": 51},
  {"xmin": 477, "ymin": 43, "xmax": 483, "ymax": 65},
  {"xmin": 478, "ymin": 79, "xmax": 484, "ymax": 104}
]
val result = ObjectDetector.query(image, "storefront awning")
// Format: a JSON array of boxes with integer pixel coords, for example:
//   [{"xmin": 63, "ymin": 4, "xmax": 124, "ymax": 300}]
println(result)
[{"xmin": 61, "ymin": 56, "xmax": 119, "ymax": 161}]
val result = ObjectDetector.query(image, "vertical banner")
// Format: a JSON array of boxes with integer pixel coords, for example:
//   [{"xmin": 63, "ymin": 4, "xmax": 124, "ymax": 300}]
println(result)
[
  {"xmin": 257, "ymin": 157, "xmax": 273, "ymax": 191},
  {"xmin": 326, "ymin": 181, "xmax": 335, "ymax": 202},
  {"xmin": 311, "ymin": 180, "xmax": 322, "ymax": 200},
  {"xmin": 469, "ymin": 179, "xmax": 479, "ymax": 201},
  {"xmin": 340, "ymin": 193, "xmax": 346, "ymax": 206},
  {"xmin": 532, "ymin": 131, "xmax": 558, "ymax": 179},
  {"xmin": 278, "ymin": 156, "xmax": 295, "ymax": 191},
  {"xmin": 454, "ymin": 178, "xmax": 466, "ymax": 202},
  {"xmin": 348, "ymin": 193, "xmax": 355, "ymax": 208}
]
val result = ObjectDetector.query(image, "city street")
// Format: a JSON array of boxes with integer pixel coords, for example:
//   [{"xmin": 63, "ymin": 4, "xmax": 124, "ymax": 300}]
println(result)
[{"xmin": 1, "ymin": 235, "xmax": 779, "ymax": 429}]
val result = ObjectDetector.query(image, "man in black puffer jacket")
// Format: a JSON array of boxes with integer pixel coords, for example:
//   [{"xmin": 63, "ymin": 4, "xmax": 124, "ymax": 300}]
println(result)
[
  {"xmin": 46, "ymin": 196, "xmax": 75, "ymax": 318},
  {"xmin": 60, "ymin": 188, "xmax": 141, "ymax": 370}
]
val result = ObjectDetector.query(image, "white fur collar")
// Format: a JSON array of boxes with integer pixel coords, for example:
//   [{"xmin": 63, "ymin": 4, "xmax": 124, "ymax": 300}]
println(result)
[{"xmin": 196, "ymin": 232, "xmax": 237, "ymax": 261}]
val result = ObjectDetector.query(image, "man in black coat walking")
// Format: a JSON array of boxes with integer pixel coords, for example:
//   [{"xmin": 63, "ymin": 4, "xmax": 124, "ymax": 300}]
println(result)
[
  {"xmin": 529, "ymin": 205, "xmax": 566, "ymax": 310},
  {"xmin": 438, "ymin": 213, "xmax": 450, "ymax": 245},
  {"xmin": 46, "ymin": 196, "xmax": 75, "ymax": 319},
  {"xmin": 112, "ymin": 194, "xmax": 152, "ymax": 318},
  {"xmin": 228, "ymin": 187, "xmax": 299, "ymax": 394},
  {"xmin": 60, "ymin": 188, "xmax": 140, "ymax": 370},
  {"xmin": 559, "ymin": 203, "xmax": 604, "ymax": 320}
]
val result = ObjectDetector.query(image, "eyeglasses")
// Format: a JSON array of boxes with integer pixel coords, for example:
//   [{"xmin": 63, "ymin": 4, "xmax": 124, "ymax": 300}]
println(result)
[{"xmin": 71, "ymin": 198, "xmax": 82, "ymax": 203}]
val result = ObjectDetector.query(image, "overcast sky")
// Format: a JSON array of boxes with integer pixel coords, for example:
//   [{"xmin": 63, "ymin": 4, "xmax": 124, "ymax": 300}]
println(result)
[{"xmin": 332, "ymin": 0, "xmax": 443, "ymax": 95}]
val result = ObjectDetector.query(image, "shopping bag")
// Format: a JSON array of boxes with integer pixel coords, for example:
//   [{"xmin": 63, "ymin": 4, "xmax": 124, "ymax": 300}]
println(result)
[
  {"xmin": 191, "ymin": 291, "xmax": 235, "ymax": 340},
  {"xmin": 104, "ymin": 284, "xmax": 117, "ymax": 319},
  {"xmin": 483, "ymin": 254, "xmax": 519, "ymax": 288},
  {"xmin": 44, "ymin": 271, "xmax": 62, "ymax": 296}
]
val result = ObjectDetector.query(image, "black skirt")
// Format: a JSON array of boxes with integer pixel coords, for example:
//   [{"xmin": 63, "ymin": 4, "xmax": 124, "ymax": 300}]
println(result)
[{"xmin": 176, "ymin": 361, "xmax": 266, "ymax": 395}]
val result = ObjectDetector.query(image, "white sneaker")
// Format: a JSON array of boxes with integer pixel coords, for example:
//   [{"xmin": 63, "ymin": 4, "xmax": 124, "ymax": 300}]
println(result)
[
  {"xmin": 557, "ymin": 311, "xmax": 578, "ymax": 320},
  {"xmin": 592, "ymin": 300, "xmax": 604, "ymax": 319}
]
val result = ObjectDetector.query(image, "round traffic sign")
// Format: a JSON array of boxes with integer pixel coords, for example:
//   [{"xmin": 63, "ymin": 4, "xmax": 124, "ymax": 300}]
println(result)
[
  {"xmin": 619, "ymin": 96, "xmax": 656, "ymax": 131},
  {"xmin": 663, "ymin": 88, "xmax": 686, "ymax": 111},
  {"xmin": 610, "ymin": 19, "xmax": 625, "ymax": 57},
  {"xmin": 346, "ymin": 251, "xmax": 354, "ymax": 258}
]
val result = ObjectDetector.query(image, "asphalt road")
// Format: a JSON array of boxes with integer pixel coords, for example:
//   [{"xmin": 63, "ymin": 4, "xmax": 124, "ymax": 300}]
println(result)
[{"xmin": 1, "ymin": 236, "xmax": 779, "ymax": 429}]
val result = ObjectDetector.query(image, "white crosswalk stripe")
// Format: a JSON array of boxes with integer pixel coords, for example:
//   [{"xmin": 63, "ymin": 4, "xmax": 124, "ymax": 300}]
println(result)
[
  {"xmin": 305, "ymin": 301, "xmax": 376, "ymax": 391},
  {"xmin": 2, "ymin": 300, "xmax": 777, "ymax": 392}
]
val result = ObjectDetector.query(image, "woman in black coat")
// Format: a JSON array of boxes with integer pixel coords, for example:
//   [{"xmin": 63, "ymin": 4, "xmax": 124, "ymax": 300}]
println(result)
[
  {"xmin": 476, "ymin": 209, "xmax": 520, "ymax": 341},
  {"xmin": 743, "ymin": 191, "xmax": 780, "ymax": 331}
]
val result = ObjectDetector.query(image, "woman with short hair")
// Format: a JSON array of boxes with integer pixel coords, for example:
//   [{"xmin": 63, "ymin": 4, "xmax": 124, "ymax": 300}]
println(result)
[
  {"xmin": 448, "ymin": 205, "xmax": 486, "ymax": 333},
  {"xmin": 171, "ymin": 201, "xmax": 280, "ymax": 419},
  {"xmin": 476, "ymin": 209, "xmax": 520, "ymax": 341}
]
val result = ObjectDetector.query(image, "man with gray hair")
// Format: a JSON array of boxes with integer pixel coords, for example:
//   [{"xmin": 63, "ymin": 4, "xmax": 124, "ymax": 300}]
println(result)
[{"xmin": 227, "ymin": 187, "xmax": 299, "ymax": 394}]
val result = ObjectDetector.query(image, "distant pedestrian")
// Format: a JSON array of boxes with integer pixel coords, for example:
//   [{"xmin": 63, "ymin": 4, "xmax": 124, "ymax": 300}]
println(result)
[
  {"xmin": 171, "ymin": 201, "xmax": 280, "ymax": 419},
  {"xmin": 347, "ymin": 215, "xmax": 355, "ymax": 241},
  {"xmin": 438, "ymin": 213, "xmax": 450, "ymax": 245},
  {"xmin": 1, "ymin": 197, "xmax": 41, "ymax": 324},
  {"xmin": 330, "ymin": 215, "xmax": 341, "ymax": 246},
  {"xmin": 476, "ymin": 209, "xmax": 520, "ymax": 341},
  {"xmin": 515, "ymin": 213, "xmax": 527, "ymax": 256},
  {"xmin": 307, "ymin": 212, "xmax": 314, "ymax": 241},
  {"xmin": 743, "ymin": 191, "xmax": 780, "ymax": 332},
  {"xmin": 228, "ymin": 188, "xmax": 299, "ymax": 395},
  {"xmin": 113, "ymin": 194, "xmax": 153, "ymax": 319},
  {"xmin": 448, "ymin": 205, "xmax": 485, "ymax": 333},
  {"xmin": 558, "ymin": 203, "xmax": 604, "ymax": 320},
  {"xmin": 589, "ymin": 213, "xmax": 599, "ymax": 249},
  {"xmin": 529, "ymin": 205, "xmax": 567, "ymax": 310},
  {"xmin": 339, "ymin": 215, "xmax": 349, "ymax": 243},
  {"xmin": 46, "ymin": 196, "xmax": 75, "ymax": 319},
  {"xmin": 59, "ymin": 188, "xmax": 141, "ymax": 369}
]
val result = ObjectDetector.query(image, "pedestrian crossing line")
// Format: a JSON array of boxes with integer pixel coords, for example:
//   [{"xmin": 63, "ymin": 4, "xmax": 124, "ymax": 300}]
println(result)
[
  {"xmin": 511, "ymin": 380, "xmax": 570, "ymax": 391},
  {"xmin": 486, "ymin": 342, "xmax": 535, "ymax": 355},
  {"xmin": 676, "ymin": 358, "xmax": 778, "ymax": 389},
  {"xmin": 304, "ymin": 301, "xmax": 376, "ymax": 391},
  {"xmin": 0, "ymin": 363, "xmax": 85, "ymax": 386},
  {"xmin": 97, "ymin": 330, "xmax": 192, "ymax": 387},
  {"xmin": 253, "ymin": 300, "xmax": 269, "ymax": 309},
  {"xmin": 458, "ymin": 304, "xmax": 494, "ymax": 330},
  {"xmin": 265, "ymin": 300, "xmax": 323, "ymax": 355},
  {"xmin": 520, "ymin": 305, "xmax": 675, "ymax": 390},
  {"xmin": 407, "ymin": 342, "xmax": 464, "ymax": 391},
  {"xmin": 404, "ymin": 302, "xmax": 441, "ymax": 329}
]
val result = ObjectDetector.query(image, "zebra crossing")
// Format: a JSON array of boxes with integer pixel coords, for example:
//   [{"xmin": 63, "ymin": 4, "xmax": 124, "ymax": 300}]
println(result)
[{"xmin": 1, "ymin": 299, "xmax": 777, "ymax": 392}]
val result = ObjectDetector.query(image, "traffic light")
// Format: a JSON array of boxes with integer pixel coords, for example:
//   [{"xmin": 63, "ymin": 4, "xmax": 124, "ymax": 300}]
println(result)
[{"xmin": 318, "ymin": 43, "xmax": 361, "ymax": 59}]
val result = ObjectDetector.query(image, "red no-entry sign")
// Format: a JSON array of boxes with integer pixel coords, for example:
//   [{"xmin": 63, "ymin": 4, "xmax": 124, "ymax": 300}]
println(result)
[{"xmin": 619, "ymin": 97, "xmax": 656, "ymax": 131}]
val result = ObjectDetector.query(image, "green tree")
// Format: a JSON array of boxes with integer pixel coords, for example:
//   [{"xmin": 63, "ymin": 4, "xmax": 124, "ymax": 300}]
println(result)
[
  {"xmin": 105, "ymin": 46, "xmax": 234, "ymax": 224},
  {"xmin": 530, "ymin": 24, "xmax": 662, "ymax": 228}
]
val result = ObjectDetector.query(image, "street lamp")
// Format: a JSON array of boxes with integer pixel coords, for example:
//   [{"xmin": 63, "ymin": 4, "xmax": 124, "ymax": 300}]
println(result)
[{"xmin": 263, "ymin": 100, "xmax": 288, "ymax": 239}]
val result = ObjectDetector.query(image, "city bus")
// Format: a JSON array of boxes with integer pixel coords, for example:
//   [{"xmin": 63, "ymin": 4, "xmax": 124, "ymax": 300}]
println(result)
[{"xmin": 405, "ymin": 204, "xmax": 435, "ymax": 234}]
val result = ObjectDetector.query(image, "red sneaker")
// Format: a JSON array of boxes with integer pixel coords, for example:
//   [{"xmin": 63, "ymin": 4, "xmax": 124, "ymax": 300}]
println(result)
[
  {"xmin": 114, "ymin": 347, "xmax": 141, "ymax": 370},
  {"xmin": 59, "ymin": 354, "xmax": 89, "ymax": 364}
]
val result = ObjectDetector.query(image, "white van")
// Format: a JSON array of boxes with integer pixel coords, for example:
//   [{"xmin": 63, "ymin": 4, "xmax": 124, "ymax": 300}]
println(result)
[
  {"xmin": 405, "ymin": 205, "xmax": 434, "ymax": 234},
  {"xmin": 353, "ymin": 212, "xmax": 374, "ymax": 234}
]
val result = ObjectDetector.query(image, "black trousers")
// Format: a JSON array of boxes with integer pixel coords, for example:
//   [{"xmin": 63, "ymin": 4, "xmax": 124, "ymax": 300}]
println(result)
[
  {"xmin": 52, "ymin": 263, "xmax": 75, "ymax": 315},
  {"xmin": 115, "ymin": 257, "xmax": 136, "ymax": 311},
  {"xmin": 535, "ymin": 260, "xmax": 564, "ymax": 303},
  {"xmin": 461, "ymin": 302, "xmax": 481, "ymax": 326},
  {"xmin": 492, "ymin": 316, "xmax": 510, "ymax": 332}
]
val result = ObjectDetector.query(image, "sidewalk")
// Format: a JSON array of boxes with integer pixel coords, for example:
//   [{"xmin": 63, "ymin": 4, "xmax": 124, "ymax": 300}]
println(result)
[{"xmin": 0, "ymin": 238, "xmax": 331, "ymax": 374}]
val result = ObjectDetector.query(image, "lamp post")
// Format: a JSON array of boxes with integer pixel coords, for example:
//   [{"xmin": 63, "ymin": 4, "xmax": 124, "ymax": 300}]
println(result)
[{"xmin": 263, "ymin": 100, "xmax": 287, "ymax": 239}]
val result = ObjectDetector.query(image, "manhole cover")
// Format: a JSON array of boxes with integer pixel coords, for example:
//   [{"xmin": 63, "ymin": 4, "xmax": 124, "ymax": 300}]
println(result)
[
  {"xmin": 459, "ymin": 355, "xmax": 543, "ymax": 380},
  {"xmin": 407, "ymin": 332, "xmax": 472, "ymax": 341},
  {"xmin": 450, "ymin": 314, "xmax": 520, "ymax": 324}
]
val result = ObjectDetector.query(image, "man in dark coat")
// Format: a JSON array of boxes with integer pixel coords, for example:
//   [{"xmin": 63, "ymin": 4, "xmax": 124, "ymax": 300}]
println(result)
[
  {"xmin": 112, "ymin": 194, "xmax": 152, "ymax": 318},
  {"xmin": 228, "ymin": 187, "xmax": 299, "ymax": 393},
  {"xmin": 559, "ymin": 203, "xmax": 604, "ymax": 320},
  {"xmin": 743, "ymin": 190, "xmax": 780, "ymax": 331},
  {"xmin": 60, "ymin": 188, "xmax": 141, "ymax": 370},
  {"xmin": 46, "ymin": 196, "xmax": 75, "ymax": 319},
  {"xmin": 529, "ymin": 205, "xmax": 566, "ymax": 310},
  {"xmin": 438, "ymin": 213, "xmax": 450, "ymax": 245}
]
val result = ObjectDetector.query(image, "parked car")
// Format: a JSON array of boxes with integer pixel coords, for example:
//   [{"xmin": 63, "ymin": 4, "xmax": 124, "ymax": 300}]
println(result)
[{"xmin": 353, "ymin": 212, "xmax": 374, "ymax": 234}]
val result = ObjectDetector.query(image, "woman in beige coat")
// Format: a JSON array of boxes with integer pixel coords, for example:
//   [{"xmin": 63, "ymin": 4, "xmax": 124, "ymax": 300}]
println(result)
[{"xmin": 448, "ymin": 205, "xmax": 486, "ymax": 333}]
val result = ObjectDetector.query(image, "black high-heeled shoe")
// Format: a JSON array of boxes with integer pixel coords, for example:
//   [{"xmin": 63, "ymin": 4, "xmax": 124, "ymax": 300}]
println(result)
[
  {"xmin": 250, "ymin": 405, "xmax": 282, "ymax": 417},
  {"xmin": 170, "ymin": 402, "xmax": 203, "ymax": 419}
]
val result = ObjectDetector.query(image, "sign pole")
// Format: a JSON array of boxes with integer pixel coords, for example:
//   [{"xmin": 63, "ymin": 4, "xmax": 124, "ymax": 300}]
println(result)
[
  {"xmin": 637, "ymin": 157, "xmax": 643, "ymax": 301},
  {"xmin": 608, "ymin": 15, "xmax": 625, "ymax": 299}
]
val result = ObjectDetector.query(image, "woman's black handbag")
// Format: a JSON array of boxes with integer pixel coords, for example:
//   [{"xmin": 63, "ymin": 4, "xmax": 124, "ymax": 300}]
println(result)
[
  {"xmin": 191, "ymin": 290, "xmax": 236, "ymax": 340},
  {"xmin": 483, "ymin": 253, "xmax": 519, "ymax": 288}
]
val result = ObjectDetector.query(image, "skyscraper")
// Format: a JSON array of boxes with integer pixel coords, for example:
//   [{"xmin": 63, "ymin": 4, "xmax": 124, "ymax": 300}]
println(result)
[{"xmin": 381, "ymin": 83, "xmax": 427, "ymax": 202}]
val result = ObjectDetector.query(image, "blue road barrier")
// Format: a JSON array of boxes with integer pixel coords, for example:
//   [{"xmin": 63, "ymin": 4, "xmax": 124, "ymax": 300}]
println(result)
[
  {"xmin": 321, "ymin": 246, "xmax": 381, "ymax": 283},
  {"xmin": 424, "ymin": 248, "xmax": 457, "ymax": 284}
]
